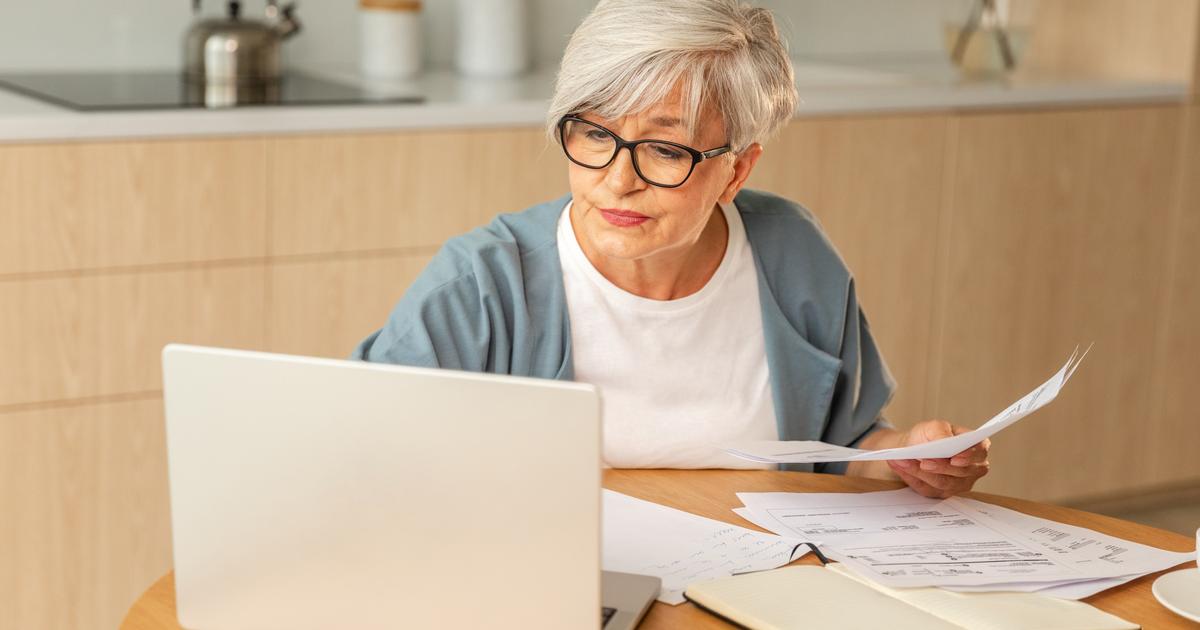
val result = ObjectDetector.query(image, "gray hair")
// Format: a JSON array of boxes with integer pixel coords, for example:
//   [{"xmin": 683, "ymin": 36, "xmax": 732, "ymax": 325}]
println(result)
[{"xmin": 546, "ymin": 0, "xmax": 798, "ymax": 152}]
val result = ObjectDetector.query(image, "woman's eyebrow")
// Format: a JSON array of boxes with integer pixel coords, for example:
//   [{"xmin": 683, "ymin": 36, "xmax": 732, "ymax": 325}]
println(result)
[{"xmin": 649, "ymin": 115, "xmax": 683, "ymax": 128}]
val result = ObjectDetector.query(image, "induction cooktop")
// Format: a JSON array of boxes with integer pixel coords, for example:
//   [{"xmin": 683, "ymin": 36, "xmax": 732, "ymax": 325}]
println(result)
[{"xmin": 0, "ymin": 71, "xmax": 422, "ymax": 111}]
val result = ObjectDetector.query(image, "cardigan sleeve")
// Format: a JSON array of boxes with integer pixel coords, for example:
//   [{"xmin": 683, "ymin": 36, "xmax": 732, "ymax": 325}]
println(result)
[
  {"xmin": 813, "ymin": 282, "xmax": 896, "ymax": 475},
  {"xmin": 348, "ymin": 214, "xmax": 524, "ymax": 371},
  {"xmin": 349, "ymin": 213, "xmax": 564, "ymax": 379},
  {"xmin": 350, "ymin": 270, "xmax": 493, "ymax": 371}
]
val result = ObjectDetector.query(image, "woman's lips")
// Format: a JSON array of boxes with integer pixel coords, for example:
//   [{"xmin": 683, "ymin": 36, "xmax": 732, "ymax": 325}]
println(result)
[{"xmin": 598, "ymin": 208, "xmax": 650, "ymax": 227}]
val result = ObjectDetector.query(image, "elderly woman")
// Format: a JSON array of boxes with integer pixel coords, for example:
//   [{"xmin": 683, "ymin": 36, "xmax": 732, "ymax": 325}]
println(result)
[{"xmin": 353, "ymin": 0, "xmax": 989, "ymax": 498}]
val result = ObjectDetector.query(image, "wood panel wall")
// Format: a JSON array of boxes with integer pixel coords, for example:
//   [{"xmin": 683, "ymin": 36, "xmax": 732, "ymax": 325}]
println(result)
[
  {"xmin": 1148, "ymin": 103, "xmax": 1200, "ymax": 486},
  {"xmin": 3, "ymin": 104, "xmax": 1199, "ymax": 629}
]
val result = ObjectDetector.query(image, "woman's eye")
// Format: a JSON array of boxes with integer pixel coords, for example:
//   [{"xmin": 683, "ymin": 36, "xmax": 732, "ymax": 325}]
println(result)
[
  {"xmin": 584, "ymin": 130, "xmax": 610, "ymax": 142},
  {"xmin": 651, "ymin": 145, "xmax": 686, "ymax": 161}
]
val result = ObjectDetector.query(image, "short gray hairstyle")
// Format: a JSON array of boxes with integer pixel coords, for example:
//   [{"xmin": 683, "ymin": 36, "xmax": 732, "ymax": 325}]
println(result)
[{"xmin": 546, "ymin": 0, "xmax": 797, "ymax": 152}]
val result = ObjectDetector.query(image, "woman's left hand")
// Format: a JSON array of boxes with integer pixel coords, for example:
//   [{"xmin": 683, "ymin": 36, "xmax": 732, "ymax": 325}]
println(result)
[{"xmin": 887, "ymin": 420, "xmax": 990, "ymax": 498}]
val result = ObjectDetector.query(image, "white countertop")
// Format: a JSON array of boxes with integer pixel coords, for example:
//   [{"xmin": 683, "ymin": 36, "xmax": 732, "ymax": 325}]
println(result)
[{"xmin": 0, "ymin": 57, "xmax": 1188, "ymax": 144}]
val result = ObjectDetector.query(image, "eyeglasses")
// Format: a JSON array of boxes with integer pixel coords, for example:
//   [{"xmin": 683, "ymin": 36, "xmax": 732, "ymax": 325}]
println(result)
[{"xmin": 557, "ymin": 115, "xmax": 732, "ymax": 188}]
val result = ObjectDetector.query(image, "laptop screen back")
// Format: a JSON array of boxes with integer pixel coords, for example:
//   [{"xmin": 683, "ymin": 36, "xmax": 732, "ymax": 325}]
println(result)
[{"xmin": 162, "ymin": 344, "xmax": 601, "ymax": 630}]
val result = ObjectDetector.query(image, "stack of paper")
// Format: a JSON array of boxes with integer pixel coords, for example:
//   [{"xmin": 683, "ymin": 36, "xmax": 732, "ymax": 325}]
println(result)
[
  {"xmin": 602, "ymin": 490, "xmax": 808, "ymax": 604},
  {"xmin": 732, "ymin": 488, "xmax": 1195, "ymax": 599}
]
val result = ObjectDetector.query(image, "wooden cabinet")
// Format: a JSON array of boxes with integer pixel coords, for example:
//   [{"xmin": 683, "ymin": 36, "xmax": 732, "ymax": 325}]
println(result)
[
  {"xmin": 929, "ymin": 106, "xmax": 1186, "ymax": 502},
  {"xmin": 0, "ymin": 399, "xmax": 171, "ymax": 630},
  {"xmin": 0, "ymin": 265, "xmax": 267, "ymax": 407},
  {"xmin": 267, "ymin": 253, "xmax": 434, "ymax": 359},
  {"xmin": 3, "ymin": 106, "xmax": 1199, "ymax": 629},
  {"xmin": 0, "ymin": 138, "xmax": 268, "ymax": 276},
  {"xmin": 269, "ymin": 129, "xmax": 566, "ymax": 257}
]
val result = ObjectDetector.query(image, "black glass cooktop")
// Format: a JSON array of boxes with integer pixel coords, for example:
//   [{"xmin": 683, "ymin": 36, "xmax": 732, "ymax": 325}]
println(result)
[{"xmin": 0, "ymin": 71, "xmax": 422, "ymax": 111}]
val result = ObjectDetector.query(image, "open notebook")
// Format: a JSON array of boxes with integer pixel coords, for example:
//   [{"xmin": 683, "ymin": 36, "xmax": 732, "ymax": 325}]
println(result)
[{"xmin": 684, "ymin": 564, "xmax": 1138, "ymax": 630}]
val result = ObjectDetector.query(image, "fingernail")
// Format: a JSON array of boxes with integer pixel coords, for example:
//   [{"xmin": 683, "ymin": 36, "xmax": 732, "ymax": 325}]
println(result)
[
  {"xmin": 951, "ymin": 458, "xmax": 967, "ymax": 466},
  {"xmin": 894, "ymin": 459, "xmax": 912, "ymax": 469},
  {"xmin": 920, "ymin": 460, "xmax": 937, "ymax": 471}
]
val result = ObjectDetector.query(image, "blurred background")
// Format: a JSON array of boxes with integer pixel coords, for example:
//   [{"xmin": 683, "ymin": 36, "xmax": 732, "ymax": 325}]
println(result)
[{"xmin": 1, "ymin": 0, "xmax": 1198, "ymax": 628}]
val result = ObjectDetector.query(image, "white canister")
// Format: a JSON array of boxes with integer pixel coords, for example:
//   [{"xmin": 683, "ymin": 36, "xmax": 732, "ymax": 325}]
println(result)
[
  {"xmin": 359, "ymin": 0, "xmax": 423, "ymax": 79},
  {"xmin": 456, "ymin": 0, "xmax": 529, "ymax": 78}
]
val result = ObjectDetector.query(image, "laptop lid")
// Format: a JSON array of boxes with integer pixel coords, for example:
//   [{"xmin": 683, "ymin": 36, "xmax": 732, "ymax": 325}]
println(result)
[{"xmin": 162, "ymin": 344, "xmax": 601, "ymax": 630}]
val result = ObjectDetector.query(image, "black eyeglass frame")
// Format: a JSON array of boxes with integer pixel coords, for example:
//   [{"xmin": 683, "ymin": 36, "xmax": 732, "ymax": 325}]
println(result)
[{"xmin": 557, "ymin": 115, "xmax": 732, "ymax": 188}]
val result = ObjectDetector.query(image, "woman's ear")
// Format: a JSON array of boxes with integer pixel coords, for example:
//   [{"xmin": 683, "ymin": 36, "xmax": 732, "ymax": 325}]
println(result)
[{"xmin": 719, "ymin": 143, "xmax": 764, "ymax": 204}]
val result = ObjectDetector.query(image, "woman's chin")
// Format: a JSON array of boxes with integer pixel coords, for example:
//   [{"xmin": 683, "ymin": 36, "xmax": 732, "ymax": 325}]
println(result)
[{"xmin": 596, "ymin": 221, "xmax": 668, "ymax": 252}]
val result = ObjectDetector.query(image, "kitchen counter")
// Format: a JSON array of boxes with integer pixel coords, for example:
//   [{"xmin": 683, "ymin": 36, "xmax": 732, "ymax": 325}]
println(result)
[{"xmin": 0, "ymin": 57, "xmax": 1188, "ymax": 144}]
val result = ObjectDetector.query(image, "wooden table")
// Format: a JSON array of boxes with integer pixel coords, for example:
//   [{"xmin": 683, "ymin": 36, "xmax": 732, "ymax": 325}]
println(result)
[{"xmin": 121, "ymin": 470, "xmax": 1198, "ymax": 629}]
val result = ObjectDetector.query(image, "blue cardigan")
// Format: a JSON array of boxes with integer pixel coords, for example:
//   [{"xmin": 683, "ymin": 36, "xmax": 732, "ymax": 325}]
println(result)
[{"xmin": 353, "ymin": 189, "xmax": 895, "ymax": 473}]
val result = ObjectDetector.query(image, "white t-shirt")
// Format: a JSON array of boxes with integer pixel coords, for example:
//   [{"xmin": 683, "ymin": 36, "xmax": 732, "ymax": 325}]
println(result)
[{"xmin": 557, "ymin": 200, "xmax": 778, "ymax": 469}]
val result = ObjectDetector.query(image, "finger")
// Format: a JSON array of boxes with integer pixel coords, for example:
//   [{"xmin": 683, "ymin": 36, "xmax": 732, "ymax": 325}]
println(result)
[
  {"xmin": 911, "ymin": 465, "xmax": 989, "ymax": 496},
  {"xmin": 908, "ymin": 466, "xmax": 982, "ymax": 493},
  {"xmin": 895, "ymin": 469, "xmax": 954, "ymax": 499},
  {"xmin": 919, "ymin": 458, "xmax": 951, "ymax": 471},
  {"xmin": 914, "ymin": 420, "xmax": 957, "ymax": 442},
  {"xmin": 888, "ymin": 459, "xmax": 921, "ymax": 479},
  {"xmin": 918, "ymin": 461, "xmax": 990, "ymax": 479},
  {"xmin": 921, "ymin": 457, "xmax": 987, "ymax": 475},
  {"xmin": 904, "ymin": 466, "xmax": 957, "ymax": 491},
  {"xmin": 949, "ymin": 450, "xmax": 984, "ymax": 467},
  {"xmin": 894, "ymin": 468, "xmax": 947, "ymax": 498},
  {"xmin": 949, "ymin": 439, "xmax": 991, "ymax": 467}
]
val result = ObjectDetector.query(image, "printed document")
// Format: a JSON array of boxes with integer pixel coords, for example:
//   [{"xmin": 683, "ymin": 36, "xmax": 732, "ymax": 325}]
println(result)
[
  {"xmin": 723, "ymin": 347, "xmax": 1089, "ymax": 464},
  {"xmin": 602, "ymin": 490, "xmax": 807, "ymax": 604}
]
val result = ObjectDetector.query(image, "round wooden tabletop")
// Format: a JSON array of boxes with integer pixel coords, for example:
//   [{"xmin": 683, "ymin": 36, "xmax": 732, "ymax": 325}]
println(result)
[{"xmin": 121, "ymin": 470, "xmax": 1199, "ymax": 629}]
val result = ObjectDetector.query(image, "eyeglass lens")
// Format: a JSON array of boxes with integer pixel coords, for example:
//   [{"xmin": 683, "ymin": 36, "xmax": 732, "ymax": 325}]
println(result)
[{"xmin": 561, "ymin": 119, "xmax": 694, "ymax": 187}]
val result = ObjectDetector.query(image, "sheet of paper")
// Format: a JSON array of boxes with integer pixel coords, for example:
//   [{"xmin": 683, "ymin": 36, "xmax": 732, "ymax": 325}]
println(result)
[
  {"xmin": 723, "ymin": 347, "xmax": 1089, "ymax": 464},
  {"xmin": 602, "ymin": 490, "xmax": 809, "ymax": 605},
  {"xmin": 943, "ymin": 574, "xmax": 1138, "ymax": 600},
  {"xmin": 961, "ymin": 498, "xmax": 1194, "ymax": 582},
  {"xmin": 734, "ymin": 488, "xmax": 1192, "ymax": 592}
]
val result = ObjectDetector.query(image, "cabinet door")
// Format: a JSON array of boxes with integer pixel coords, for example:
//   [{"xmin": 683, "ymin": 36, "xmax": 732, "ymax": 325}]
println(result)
[
  {"xmin": 267, "ymin": 253, "xmax": 434, "ymax": 359},
  {"xmin": 0, "ymin": 138, "xmax": 268, "ymax": 276},
  {"xmin": 931, "ymin": 106, "xmax": 1182, "ymax": 502},
  {"xmin": 0, "ymin": 399, "xmax": 171, "ymax": 630},
  {"xmin": 0, "ymin": 265, "xmax": 266, "ymax": 407},
  {"xmin": 748, "ymin": 114, "xmax": 949, "ymax": 428},
  {"xmin": 269, "ymin": 129, "xmax": 567, "ymax": 257}
]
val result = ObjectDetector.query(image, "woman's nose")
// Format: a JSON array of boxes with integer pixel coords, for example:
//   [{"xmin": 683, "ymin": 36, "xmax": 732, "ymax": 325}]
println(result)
[{"xmin": 604, "ymin": 146, "xmax": 647, "ymax": 195}]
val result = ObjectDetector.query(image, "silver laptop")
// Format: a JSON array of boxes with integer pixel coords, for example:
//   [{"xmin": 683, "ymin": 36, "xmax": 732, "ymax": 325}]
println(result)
[{"xmin": 162, "ymin": 344, "xmax": 658, "ymax": 630}]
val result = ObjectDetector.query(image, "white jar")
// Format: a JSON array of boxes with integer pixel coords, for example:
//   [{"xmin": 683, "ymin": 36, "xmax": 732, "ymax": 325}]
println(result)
[
  {"xmin": 359, "ymin": 0, "xmax": 423, "ymax": 79},
  {"xmin": 456, "ymin": 0, "xmax": 529, "ymax": 78}
]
